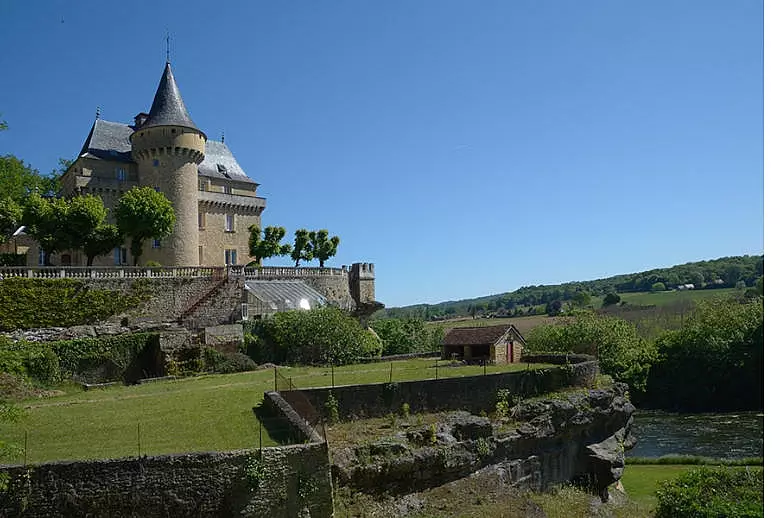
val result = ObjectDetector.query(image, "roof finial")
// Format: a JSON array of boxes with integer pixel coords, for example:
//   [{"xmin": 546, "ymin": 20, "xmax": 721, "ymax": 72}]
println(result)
[
  {"xmin": 95, "ymin": 106, "xmax": 101, "ymax": 120},
  {"xmin": 166, "ymin": 32, "xmax": 171, "ymax": 63},
  {"xmin": 221, "ymin": 131, "xmax": 225, "ymax": 143}
]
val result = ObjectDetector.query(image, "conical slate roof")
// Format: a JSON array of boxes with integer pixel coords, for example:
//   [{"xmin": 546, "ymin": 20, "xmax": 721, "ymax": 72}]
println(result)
[{"xmin": 141, "ymin": 62, "xmax": 200, "ymax": 130}]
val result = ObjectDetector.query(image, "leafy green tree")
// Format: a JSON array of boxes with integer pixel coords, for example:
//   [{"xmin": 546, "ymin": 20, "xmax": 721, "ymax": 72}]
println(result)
[
  {"xmin": 290, "ymin": 228, "xmax": 314, "ymax": 267},
  {"xmin": 21, "ymin": 194, "xmax": 70, "ymax": 265},
  {"xmin": 603, "ymin": 292, "xmax": 621, "ymax": 306},
  {"xmin": 646, "ymin": 298, "xmax": 763, "ymax": 411},
  {"xmin": 526, "ymin": 311, "xmax": 656, "ymax": 399},
  {"xmin": 310, "ymin": 229, "xmax": 340, "ymax": 267},
  {"xmin": 0, "ymin": 155, "xmax": 56, "ymax": 203},
  {"xmin": 0, "ymin": 197, "xmax": 22, "ymax": 244},
  {"xmin": 651, "ymin": 282, "xmax": 666, "ymax": 292},
  {"xmin": 82, "ymin": 224, "xmax": 123, "ymax": 266},
  {"xmin": 572, "ymin": 291, "xmax": 591, "ymax": 307},
  {"xmin": 545, "ymin": 300, "xmax": 562, "ymax": 316},
  {"xmin": 371, "ymin": 318, "xmax": 443, "ymax": 355},
  {"xmin": 245, "ymin": 306, "xmax": 382, "ymax": 365},
  {"xmin": 115, "ymin": 187, "xmax": 175, "ymax": 266},
  {"xmin": 248, "ymin": 224, "xmax": 292, "ymax": 264},
  {"xmin": 64, "ymin": 195, "xmax": 108, "ymax": 251}
]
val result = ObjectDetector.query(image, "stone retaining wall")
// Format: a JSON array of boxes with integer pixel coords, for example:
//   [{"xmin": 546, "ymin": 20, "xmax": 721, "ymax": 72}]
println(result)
[
  {"xmin": 278, "ymin": 359, "xmax": 598, "ymax": 420},
  {"xmin": 0, "ymin": 445, "xmax": 333, "ymax": 518}
]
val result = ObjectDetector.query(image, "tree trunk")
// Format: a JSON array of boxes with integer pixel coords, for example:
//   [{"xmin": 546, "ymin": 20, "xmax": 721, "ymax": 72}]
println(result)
[{"xmin": 87, "ymin": 255, "xmax": 94, "ymax": 267}]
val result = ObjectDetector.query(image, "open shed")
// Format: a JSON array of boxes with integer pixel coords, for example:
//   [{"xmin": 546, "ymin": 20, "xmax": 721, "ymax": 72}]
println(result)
[{"xmin": 441, "ymin": 324, "xmax": 526, "ymax": 364}]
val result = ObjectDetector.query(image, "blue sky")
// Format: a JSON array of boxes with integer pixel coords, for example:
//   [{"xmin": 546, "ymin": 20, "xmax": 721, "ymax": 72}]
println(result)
[{"xmin": 0, "ymin": 0, "xmax": 764, "ymax": 307}]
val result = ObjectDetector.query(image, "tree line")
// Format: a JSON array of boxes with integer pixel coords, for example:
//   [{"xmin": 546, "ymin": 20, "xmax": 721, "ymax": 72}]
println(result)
[{"xmin": 380, "ymin": 254, "xmax": 764, "ymax": 320}]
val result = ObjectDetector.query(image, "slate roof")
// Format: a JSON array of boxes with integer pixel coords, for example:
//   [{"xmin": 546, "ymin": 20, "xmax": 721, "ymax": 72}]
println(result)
[
  {"xmin": 141, "ymin": 63, "xmax": 200, "ymax": 131},
  {"xmin": 199, "ymin": 141, "xmax": 256, "ymax": 184},
  {"xmin": 441, "ymin": 324, "xmax": 524, "ymax": 346},
  {"xmin": 244, "ymin": 280, "xmax": 327, "ymax": 311},
  {"xmin": 79, "ymin": 119, "xmax": 134, "ymax": 162},
  {"xmin": 77, "ymin": 119, "xmax": 256, "ymax": 185}
]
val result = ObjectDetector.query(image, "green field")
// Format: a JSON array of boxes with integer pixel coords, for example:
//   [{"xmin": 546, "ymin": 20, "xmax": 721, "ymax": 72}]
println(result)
[
  {"xmin": 428, "ymin": 288, "xmax": 740, "ymax": 337},
  {"xmin": 0, "ymin": 358, "xmax": 551, "ymax": 464},
  {"xmin": 609, "ymin": 287, "xmax": 739, "ymax": 307}
]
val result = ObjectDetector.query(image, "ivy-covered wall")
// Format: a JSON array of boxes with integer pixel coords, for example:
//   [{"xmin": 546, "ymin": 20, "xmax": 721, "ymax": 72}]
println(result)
[{"xmin": 0, "ymin": 278, "xmax": 152, "ymax": 331}]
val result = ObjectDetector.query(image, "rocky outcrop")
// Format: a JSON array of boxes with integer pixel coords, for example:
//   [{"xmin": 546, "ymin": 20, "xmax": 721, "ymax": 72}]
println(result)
[{"xmin": 332, "ymin": 383, "xmax": 634, "ymax": 500}]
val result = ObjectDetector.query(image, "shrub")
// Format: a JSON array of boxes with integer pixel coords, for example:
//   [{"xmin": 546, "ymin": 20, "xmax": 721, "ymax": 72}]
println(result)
[
  {"xmin": 525, "ymin": 311, "xmax": 656, "ymax": 400},
  {"xmin": 203, "ymin": 348, "xmax": 257, "ymax": 374},
  {"xmin": 245, "ymin": 307, "xmax": 382, "ymax": 365},
  {"xmin": 371, "ymin": 318, "xmax": 444, "ymax": 355},
  {"xmin": 325, "ymin": 391, "xmax": 339, "ymax": 424},
  {"xmin": 24, "ymin": 347, "xmax": 60, "ymax": 385},
  {"xmin": 655, "ymin": 467, "xmax": 763, "ymax": 518}
]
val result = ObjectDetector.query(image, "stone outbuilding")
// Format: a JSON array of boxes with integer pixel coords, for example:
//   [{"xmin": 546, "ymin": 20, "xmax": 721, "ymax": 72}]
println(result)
[{"xmin": 441, "ymin": 324, "xmax": 526, "ymax": 364}]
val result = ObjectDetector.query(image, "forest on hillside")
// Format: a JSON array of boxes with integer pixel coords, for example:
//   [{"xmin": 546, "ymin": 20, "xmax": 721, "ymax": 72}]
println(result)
[{"xmin": 380, "ymin": 255, "xmax": 763, "ymax": 321}]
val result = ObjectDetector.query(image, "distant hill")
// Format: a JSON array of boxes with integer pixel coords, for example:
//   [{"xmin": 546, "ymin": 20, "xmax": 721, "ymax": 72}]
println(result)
[{"xmin": 379, "ymin": 255, "xmax": 763, "ymax": 321}]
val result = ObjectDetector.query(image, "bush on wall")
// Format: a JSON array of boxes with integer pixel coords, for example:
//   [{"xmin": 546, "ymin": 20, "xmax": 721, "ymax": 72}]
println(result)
[
  {"xmin": 245, "ymin": 306, "xmax": 382, "ymax": 365},
  {"xmin": 0, "ymin": 278, "xmax": 151, "ymax": 331}
]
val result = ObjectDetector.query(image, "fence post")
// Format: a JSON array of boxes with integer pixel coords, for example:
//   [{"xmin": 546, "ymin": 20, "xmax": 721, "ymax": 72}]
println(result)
[
  {"xmin": 483, "ymin": 360, "xmax": 486, "ymax": 376},
  {"xmin": 331, "ymin": 364, "xmax": 335, "ymax": 388},
  {"xmin": 274, "ymin": 367, "xmax": 278, "ymax": 392},
  {"xmin": 289, "ymin": 377, "xmax": 292, "ymax": 391},
  {"xmin": 435, "ymin": 360, "xmax": 439, "ymax": 380},
  {"xmin": 390, "ymin": 362, "xmax": 393, "ymax": 383},
  {"xmin": 24, "ymin": 430, "xmax": 27, "ymax": 466},
  {"xmin": 137, "ymin": 422, "xmax": 141, "ymax": 458}
]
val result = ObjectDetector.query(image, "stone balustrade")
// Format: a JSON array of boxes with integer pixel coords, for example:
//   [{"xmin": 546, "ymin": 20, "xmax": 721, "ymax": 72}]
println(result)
[{"xmin": 0, "ymin": 265, "xmax": 347, "ymax": 280}]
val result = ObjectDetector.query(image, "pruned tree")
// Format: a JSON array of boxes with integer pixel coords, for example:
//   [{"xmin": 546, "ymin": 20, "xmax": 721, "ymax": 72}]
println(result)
[
  {"xmin": 248, "ymin": 224, "xmax": 292, "ymax": 265},
  {"xmin": 116, "ymin": 187, "xmax": 175, "ymax": 266},
  {"xmin": 290, "ymin": 228, "xmax": 314, "ymax": 267},
  {"xmin": 310, "ymin": 229, "xmax": 340, "ymax": 267},
  {"xmin": 65, "ymin": 194, "xmax": 108, "ymax": 252},
  {"xmin": 82, "ymin": 224, "xmax": 123, "ymax": 266}
]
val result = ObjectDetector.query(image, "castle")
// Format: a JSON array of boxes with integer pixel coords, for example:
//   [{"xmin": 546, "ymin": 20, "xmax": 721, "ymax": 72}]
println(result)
[
  {"xmin": 31, "ymin": 61, "xmax": 266, "ymax": 267},
  {"xmin": 2, "ymin": 61, "xmax": 378, "ymax": 316}
]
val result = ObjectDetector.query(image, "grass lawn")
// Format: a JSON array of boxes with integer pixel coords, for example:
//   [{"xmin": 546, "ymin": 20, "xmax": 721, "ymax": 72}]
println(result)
[{"xmin": 0, "ymin": 358, "xmax": 551, "ymax": 464}]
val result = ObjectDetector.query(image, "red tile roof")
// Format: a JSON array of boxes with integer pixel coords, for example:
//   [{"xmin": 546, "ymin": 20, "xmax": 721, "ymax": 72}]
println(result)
[{"xmin": 441, "ymin": 324, "xmax": 521, "ymax": 346}]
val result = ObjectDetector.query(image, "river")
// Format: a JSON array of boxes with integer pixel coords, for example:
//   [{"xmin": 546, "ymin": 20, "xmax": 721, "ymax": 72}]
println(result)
[{"xmin": 627, "ymin": 411, "xmax": 763, "ymax": 459}]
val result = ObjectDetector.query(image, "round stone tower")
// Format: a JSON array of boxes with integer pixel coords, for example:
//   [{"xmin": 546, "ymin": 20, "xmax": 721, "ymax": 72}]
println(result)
[{"xmin": 130, "ymin": 62, "xmax": 206, "ymax": 266}]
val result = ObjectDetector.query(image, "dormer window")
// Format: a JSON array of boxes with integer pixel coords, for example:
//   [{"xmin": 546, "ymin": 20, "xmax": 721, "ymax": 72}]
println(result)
[
  {"xmin": 223, "ymin": 184, "xmax": 232, "ymax": 195},
  {"xmin": 116, "ymin": 167, "xmax": 126, "ymax": 181}
]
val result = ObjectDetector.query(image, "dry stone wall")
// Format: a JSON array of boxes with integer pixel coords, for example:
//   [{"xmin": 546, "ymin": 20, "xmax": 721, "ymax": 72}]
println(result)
[
  {"xmin": 0, "ymin": 446, "xmax": 333, "ymax": 518},
  {"xmin": 292, "ymin": 360, "xmax": 598, "ymax": 420}
]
